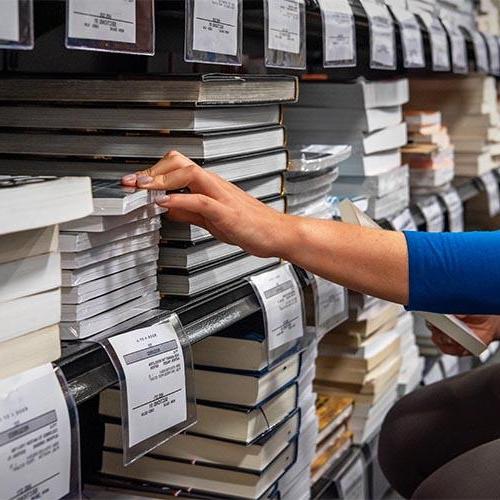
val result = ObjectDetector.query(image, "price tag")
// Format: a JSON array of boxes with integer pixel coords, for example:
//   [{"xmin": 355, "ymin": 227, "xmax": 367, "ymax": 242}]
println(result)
[
  {"xmin": 438, "ymin": 188, "xmax": 464, "ymax": 232},
  {"xmin": 192, "ymin": 0, "xmax": 239, "ymax": 56},
  {"xmin": 471, "ymin": 31, "xmax": 489, "ymax": 73},
  {"xmin": 479, "ymin": 171, "xmax": 500, "ymax": 217},
  {"xmin": 389, "ymin": 6, "xmax": 425, "ymax": 68},
  {"xmin": 0, "ymin": 365, "xmax": 72, "ymax": 500},
  {"xmin": 388, "ymin": 208, "xmax": 417, "ymax": 232},
  {"xmin": 0, "ymin": 0, "xmax": 20, "ymax": 42},
  {"xmin": 318, "ymin": 0, "xmax": 356, "ymax": 67},
  {"xmin": 249, "ymin": 263, "xmax": 305, "ymax": 353},
  {"xmin": 417, "ymin": 12, "xmax": 450, "ymax": 71},
  {"xmin": 311, "ymin": 274, "xmax": 346, "ymax": 335},
  {"xmin": 441, "ymin": 18, "xmax": 467, "ymax": 73},
  {"xmin": 68, "ymin": 0, "xmax": 137, "ymax": 44},
  {"xmin": 418, "ymin": 197, "xmax": 445, "ymax": 232},
  {"xmin": 339, "ymin": 457, "xmax": 367, "ymax": 499},
  {"xmin": 359, "ymin": 0, "xmax": 396, "ymax": 69},
  {"xmin": 267, "ymin": 0, "xmax": 301, "ymax": 54},
  {"xmin": 485, "ymin": 34, "xmax": 500, "ymax": 75}
]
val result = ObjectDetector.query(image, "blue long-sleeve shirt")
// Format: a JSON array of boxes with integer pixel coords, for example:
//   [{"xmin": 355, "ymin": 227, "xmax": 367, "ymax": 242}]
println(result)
[{"xmin": 404, "ymin": 231, "xmax": 500, "ymax": 315}]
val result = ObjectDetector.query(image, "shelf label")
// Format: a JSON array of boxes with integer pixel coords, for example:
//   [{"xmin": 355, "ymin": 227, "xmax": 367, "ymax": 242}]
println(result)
[
  {"xmin": 471, "ymin": 31, "xmax": 489, "ymax": 73},
  {"xmin": 192, "ymin": 0, "xmax": 239, "ymax": 56},
  {"xmin": 479, "ymin": 171, "xmax": 500, "ymax": 217},
  {"xmin": 388, "ymin": 208, "xmax": 417, "ymax": 232},
  {"xmin": 359, "ymin": 0, "xmax": 396, "ymax": 69},
  {"xmin": 0, "ymin": 0, "xmax": 20, "ymax": 42},
  {"xmin": 438, "ymin": 188, "xmax": 464, "ymax": 232},
  {"xmin": 389, "ymin": 6, "xmax": 424, "ymax": 68},
  {"xmin": 417, "ymin": 12, "xmax": 450, "ymax": 71},
  {"xmin": 249, "ymin": 263, "xmax": 305, "ymax": 354},
  {"xmin": 318, "ymin": 0, "xmax": 356, "ymax": 67},
  {"xmin": 339, "ymin": 457, "xmax": 367, "ymax": 499},
  {"xmin": 441, "ymin": 18, "xmax": 467, "ymax": 73},
  {"xmin": 484, "ymin": 33, "xmax": 500, "ymax": 75},
  {"xmin": 0, "ymin": 365, "xmax": 72, "ymax": 500},
  {"xmin": 418, "ymin": 197, "xmax": 445, "ymax": 232},
  {"xmin": 68, "ymin": 0, "xmax": 137, "ymax": 43},
  {"xmin": 312, "ymin": 274, "xmax": 346, "ymax": 335},
  {"xmin": 267, "ymin": 0, "xmax": 302, "ymax": 54}
]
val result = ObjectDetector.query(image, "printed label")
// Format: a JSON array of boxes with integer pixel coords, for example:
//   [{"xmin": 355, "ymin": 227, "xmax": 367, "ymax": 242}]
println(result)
[
  {"xmin": 389, "ymin": 6, "xmax": 424, "ymax": 67},
  {"xmin": 480, "ymin": 171, "xmax": 500, "ymax": 217},
  {"xmin": 0, "ymin": 0, "xmax": 20, "ymax": 42},
  {"xmin": 68, "ymin": 0, "xmax": 136, "ymax": 43},
  {"xmin": 250, "ymin": 263, "xmax": 304, "ymax": 351},
  {"xmin": 108, "ymin": 320, "xmax": 187, "ymax": 447},
  {"xmin": 485, "ymin": 34, "xmax": 500, "ymax": 74},
  {"xmin": 439, "ymin": 189, "xmax": 464, "ymax": 232},
  {"xmin": 192, "ymin": 0, "xmax": 239, "ymax": 56},
  {"xmin": 389, "ymin": 208, "xmax": 418, "ymax": 232},
  {"xmin": 441, "ymin": 19, "xmax": 467, "ymax": 73},
  {"xmin": 0, "ymin": 365, "xmax": 71, "ymax": 500},
  {"xmin": 418, "ymin": 13, "xmax": 450, "ymax": 71},
  {"xmin": 267, "ymin": 0, "xmax": 302, "ymax": 54},
  {"xmin": 471, "ymin": 31, "xmax": 489, "ymax": 72},
  {"xmin": 313, "ymin": 275, "xmax": 346, "ymax": 332},
  {"xmin": 418, "ymin": 198, "xmax": 444, "ymax": 232}
]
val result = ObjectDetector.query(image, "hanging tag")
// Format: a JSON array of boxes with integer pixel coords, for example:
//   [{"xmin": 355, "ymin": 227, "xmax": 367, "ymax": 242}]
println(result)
[
  {"xmin": 417, "ymin": 196, "xmax": 445, "ymax": 232},
  {"xmin": 440, "ymin": 18, "xmax": 468, "ymax": 74},
  {"xmin": 359, "ymin": 0, "xmax": 396, "ymax": 70},
  {"xmin": 389, "ymin": 6, "xmax": 425, "ymax": 68},
  {"xmin": 438, "ymin": 188, "xmax": 464, "ymax": 232},
  {"xmin": 0, "ymin": 364, "xmax": 80, "ymax": 500},
  {"xmin": 249, "ymin": 263, "xmax": 305, "ymax": 365},
  {"xmin": 185, "ymin": 0, "xmax": 242, "ymax": 66},
  {"xmin": 0, "ymin": 0, "xmax": 34, "ymax": 49},
  {"xmin": 100, "ymin": 313, "xmax": 196, "ymax": 465},
  {"xmin": 264, "ymin": 0, "xmax": 306, "ymax": 69},
  {"xmin": 479, "ymin": 171, "xmax": 500, "ymax": 217},
  {"xmin": 417, "ymin": 12, "xmax": 451, "ymax": 71},
  {"xmin": 317, "ymin": 0, "xmax": 356, "ymax": 68},
  {"xmin": 338, "ymin": 457, "xmax": 367, "ymax": 498},
  {"xmin": 470, "ymin": 31, "xmax": 489, "ymax": 73},
  {"xmin": 66, "ymin": 0, "xmax": 155, "ymax": 55},
  {"xmin": 388, "ymin": 208, "xmax": 417, "ymax": 232},
  {"xmin": 484, "ymin": 34, "xmax": 500, "ymax": 75}
]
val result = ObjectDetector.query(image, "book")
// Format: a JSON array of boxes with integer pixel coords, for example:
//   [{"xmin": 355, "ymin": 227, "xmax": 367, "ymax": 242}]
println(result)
[
  {"xmin": 1, "ymin": 104, "xmax": 281, "ymax": 132},
  {"xmin": 0, "ymin": 325, "xmax": 60, "ymax": 380},
  {"xmin": 296, "ymin": 79, "xmax": 409, "ymax": 109},
  {"xmin": 365, "ymin": 188, "xmax": 410, "ymax": 221},
  {"xmin": 405, "ymin": 110, "xmax": 442, "ymax": 131},
  {"xmin": 0, "ymin": 176, "xmax": 93, "ymax": 235},
  {"xmin": 0, "ymin": 74, "xmax": 298, "ymax": 105},
  {"xmin": 336, "ymin": 149, "xmax": 402, "ymax": 177},
  {"xmin": 311, "ymin": 430, "xmax": 352, "ymax": 484},
  {"xmin": 0, "ymin": 127, "xmax": 286, "ymax": 161},
  {"xmin": 194, "ymin": 353, "xmax": 300, "ymax": 406},
  {"xmin": 316, "ymin": 394, "xmax": 353, "ymax": 443},
  {"xmin": 158, "ymin": 255, "xmax": 280, "ymax": 296}
]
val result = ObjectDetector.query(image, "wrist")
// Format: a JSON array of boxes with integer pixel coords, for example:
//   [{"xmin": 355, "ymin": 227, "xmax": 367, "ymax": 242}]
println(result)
[{"xmin": 270, "ymin": 214, "xmax": 305, "ymax": 262}]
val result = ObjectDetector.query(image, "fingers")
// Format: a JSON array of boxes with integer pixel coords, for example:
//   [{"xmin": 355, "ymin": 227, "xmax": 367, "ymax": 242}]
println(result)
[
  {"xmin": 163, "ymin": 208, "xmax": 206, "ymax": 228},
  {"xmin": 156, "ymin": 193, "xmax": 226, "ymax": 223}
]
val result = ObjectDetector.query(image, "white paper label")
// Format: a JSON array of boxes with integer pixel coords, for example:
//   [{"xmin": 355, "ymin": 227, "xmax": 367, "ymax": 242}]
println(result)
[
  {"xmin": 267, "ymin": 0, "xmax": 302, "ymax": 54},
  {"xmin": 472, "ymin": 31, "xmax": 489, "ymax": 72},
  {"xmin": 418, "ymin": 13, "xmax": 450, "ymax": 71},
  {"xmin": 439, "ymin": 189, "xmax": 464, "ymax": 232},
  {"xmin": 485, "ymin": 34, "xmax": 500, "ymax": 74},
  {"xmin": 250, "ymin": 263, "xmax": 304, "ymax": 351},
  {"xmin": 441, "ymin": 19, "xmax": 467, "ymax": 73},
  {"xmin": 313, "ymin": 275, "xmax": 345, "ymax": 332},
  {"xmin": 389, "ymin": 208, "xmax": 417, "ymax": 232},
  {"xmin": 108, "ymin": 321, "xmax": 187, "ymax": 447},
  {"xmin": 318, "ymin": 0, "xmax": 355, "ymax": 65},
  {"xmin": 68, "ymin": 0, "xmax": 136, "ymax": 43},
  {"xmin": 389, "ymin": 7, "xmax": 424, "ymax": 67},
  {"xmin": 192, "ymin": 0, "xmax": 239, "ymax": 56},
  {"xmin": 419, "ymin": 198, "xmax": 444, "ymax": 232},
  {"xmin": 339, "ymin": 458, "xmax": 366, "ymax": 498},
  {"xmin": 480, "ymin": 171, "xmax": 500, "ymax": 217},
  {"xmin": 360, "ymin": 0, "xmax": 395, "ymax": 68},
  {"xmin": 0, "ymin": 365, "xmax": 71, "ymax": 500},
  {"xmin": 0, "ymin": 0, "xmax": 20, "ymax": 42}
]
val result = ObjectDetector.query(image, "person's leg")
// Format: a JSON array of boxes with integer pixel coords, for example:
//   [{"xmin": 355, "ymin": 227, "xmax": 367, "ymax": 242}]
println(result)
[
  {"xmin": 412, "ymin": 438, "xmax": 500, "ymax": 499},
  {"xmin": 378, "ymin": 363, "xmax": 500, "ymax": 498}
]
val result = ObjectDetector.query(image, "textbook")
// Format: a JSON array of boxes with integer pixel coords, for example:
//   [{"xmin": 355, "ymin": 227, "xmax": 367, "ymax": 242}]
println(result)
[
  {"xmin": 339, "ymin": 200, "xmax": 488, "ymax": 356},
  {"xmin": 0, "ymin": 74, "xmax": 299, "ymax": 105}
]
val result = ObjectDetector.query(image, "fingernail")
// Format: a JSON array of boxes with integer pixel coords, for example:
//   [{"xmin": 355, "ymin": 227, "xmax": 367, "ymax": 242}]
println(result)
[
  {"xmin": 137, "ymin": 175, "xmax": 153, "ymax": 185},
  {"xmin": 122, "ymin": 174, "xmax": 137, "ymax": 183},
  {"xmin": 156, "ymin": 195, "xmax": 170, "ymax": 205}
]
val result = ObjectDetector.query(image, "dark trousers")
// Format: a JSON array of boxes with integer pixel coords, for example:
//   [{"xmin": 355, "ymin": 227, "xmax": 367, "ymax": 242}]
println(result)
[{"xmin": 378, "ymin": 363, "xmax": 500, "ymax": 499}]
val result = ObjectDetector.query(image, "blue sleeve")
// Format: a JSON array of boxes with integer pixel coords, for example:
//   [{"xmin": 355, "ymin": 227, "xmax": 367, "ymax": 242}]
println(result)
[{"xmin": 404, "ymin": 230, "xmax": 500, "ymax": 315}]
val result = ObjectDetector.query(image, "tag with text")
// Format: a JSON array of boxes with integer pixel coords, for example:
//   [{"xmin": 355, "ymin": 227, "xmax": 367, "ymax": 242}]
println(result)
[
  {"xmin": 485, "ymin": 34, "xmax": 500, "ymax": 75},
  {"xmin": 389, "ymin": 208, "xmax": 418, "ymax": 232},
  {"xmin": 0, "ymin": 0, "xmax": 20, "ymax": 42},
  {"xmin": 312, "ymin": 275, "xmax": 346, "ymax": 336},
  {"xmin": 438, "ymin": 189, "xmax": 464, "ymax": 232},
  {"xmin": 479, "ymin": 171, "xmax": 500, "ymax": 217},
  {"xmin": 267, "ymin": 0, "xmax": 301, "ymax": 54},
  {"xmin": 418, "ymin": 198, "xmax": 445, "ymax": 232},
  {"xmin": 418, "ymin": 12, "xmax": 450, "ymax": 71},
  {"xmin": 389, "ymin": 6, "xmax": 424, "ymax": 68},
  {"xmin": 441, "ymin": 19, "xmax": 467, "ymax": 73}
]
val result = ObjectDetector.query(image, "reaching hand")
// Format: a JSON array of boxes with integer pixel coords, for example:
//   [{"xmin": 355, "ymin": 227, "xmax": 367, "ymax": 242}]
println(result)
[
  {"xmin": 428, "ymin": 315, "xmax": 500, "ymax": 356},
  {"xmin": 121, "ymin": 150, "xmax": 290, "ymax": 258}
]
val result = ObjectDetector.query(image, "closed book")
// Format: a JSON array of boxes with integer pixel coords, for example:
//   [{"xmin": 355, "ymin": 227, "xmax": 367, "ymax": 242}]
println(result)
[
  {"xmin": 337, "ymin": 149, "xmax": 402, "ymax": 177},
  {"xmin": 365, "ymin": 189, "xmax": 410, "ymax": 221},
  {"xmin": 405, "ymin": 110, "xmax": 442, "ymax": 130},
  {"xmin": 311, "ymin": 430, "xmax": 352, "ymax": 484},
  {"xmin": 316, "ymin": 395, "xmax": 353, "ymax": 444}
]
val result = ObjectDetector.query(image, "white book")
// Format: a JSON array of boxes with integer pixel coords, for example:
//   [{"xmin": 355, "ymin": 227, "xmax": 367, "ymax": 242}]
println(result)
[
  {"xmin": 366, "ymin": 188, "xmax": 410, "ymax": 221},
  {"xmin": 337, "ymin": 149, "xmax": 402, "ymax": 177}
]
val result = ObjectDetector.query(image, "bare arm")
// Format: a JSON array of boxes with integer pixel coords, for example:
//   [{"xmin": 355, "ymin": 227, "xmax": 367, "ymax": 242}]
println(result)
[{"xmin": 122, "ymin": 151, "xmax": 409, "ymax": 305}]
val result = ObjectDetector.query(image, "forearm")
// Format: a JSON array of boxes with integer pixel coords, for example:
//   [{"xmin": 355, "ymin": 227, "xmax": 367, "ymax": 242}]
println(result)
[{"xmin": 276, "ymin": 215, "xmax": 409, "ymax": 305}]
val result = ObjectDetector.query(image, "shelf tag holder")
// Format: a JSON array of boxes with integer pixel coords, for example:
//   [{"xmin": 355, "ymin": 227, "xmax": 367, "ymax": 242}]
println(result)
[
  {"xmin": 99, "ymin": 313, "xmax": 196, "ymax": 465},
  {"xmin": 317, "ymin": 0, "xmax": 357, "ymax": 68},
  {"xmin": 249, "ymin": 263, "xmax": 305, "ymax": 367},
  {"xmin": 0, "ymin": 364, "xmax": 81, "ymax": 499},
  {"xmin": 438, "ymin": 188, "xmax": 464, "ymax": 232},
  {"xmin": 0, "ymin": 0, "xmax": 34, "ymax": 49},
  {"xmin": 478, "ymin": 171, "xmax": 500, "ymax": 217},
  {"xmin": 65, "ymin": 0, "xmax": 155, "ymax": 55},
  {"xmin": 416, "ymin": 196, "xmax": 445, "ymax": 232},
  {"xmin": 387, "ymin": 208, "xmax": 418, "ymax": 232},
  {"xmin": 416, "ymin": 11, "xmax": 451, "ymax": 72},
  {"xmin": 264, "ymin": 0, "xmax": 306, "ymax": 69}
]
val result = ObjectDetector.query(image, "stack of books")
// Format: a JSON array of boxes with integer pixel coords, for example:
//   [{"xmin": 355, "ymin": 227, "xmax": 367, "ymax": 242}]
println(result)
[
  {"xmin": 314, "ymin": 292, "xmax": 404, "ymax": 444},
  {"xmin": 311, "ymin": 394, "xmax": 353, "ymax": 485},
  {"xmin": 58, "ymin": 180, "xmax": 162, "ymax": 340},
  {"xmin": 285, "ymin": 79, "xmax": 410, "ymax": 222},
  {"xmin": 0, "ymin": 75, "xmax": 298, "ymax": 299},
  {"xmin": 98, "ymin": 313, "xmax": 304, "ymax": 499},
  {"xmin": 0, "ymin": 176, "xmax": 92, "ymax": 378},
  {"xmin": 409, "ymin": 76, "xmax": 500, "ymax": 176}
]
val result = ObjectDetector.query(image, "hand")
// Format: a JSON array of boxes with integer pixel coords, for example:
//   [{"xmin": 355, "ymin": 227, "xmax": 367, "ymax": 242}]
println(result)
[
  {"xmin": 121, "ymin": 150, "xmax": 290, "ymax": 258},
  {"xmin": 428, "ymin": 315, "xmax": 500, "ymax": 356}
]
